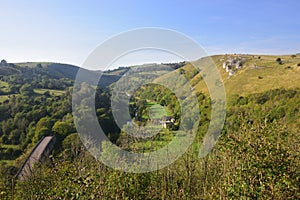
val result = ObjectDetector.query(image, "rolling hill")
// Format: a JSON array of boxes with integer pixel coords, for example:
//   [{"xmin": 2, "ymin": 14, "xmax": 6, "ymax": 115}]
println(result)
[
  {"xmin": 0, "ymin": 55, "xmax": 299, "ymax": 199},
  {"xmin": 152, "ymin": 54, "xmax": 300, "ymax": 98},
  {"xmin": 193, "ymin": 54, "xmax": 300, "ymax": 96}
]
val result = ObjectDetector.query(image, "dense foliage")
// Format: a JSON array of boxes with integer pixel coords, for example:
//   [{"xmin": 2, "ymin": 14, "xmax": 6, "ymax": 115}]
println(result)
[
  {"xmin": 0, "ymin": 60, "xmax": 299, "ymax": 199},
  {"xmin": 10, "ymin": 88, "xmax": 300, "ymax": 199}
]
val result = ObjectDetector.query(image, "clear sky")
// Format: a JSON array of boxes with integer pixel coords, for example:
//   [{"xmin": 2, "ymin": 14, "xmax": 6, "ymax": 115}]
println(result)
[{"xmin": 1, "ymin": 0, "xmax": 299, "ymax": 68}]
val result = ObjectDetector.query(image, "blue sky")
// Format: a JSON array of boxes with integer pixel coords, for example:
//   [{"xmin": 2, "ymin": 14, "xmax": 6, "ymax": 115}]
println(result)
[{"xmin": 1, "ymin": 0, "xmax": 299, "ymax": 68}]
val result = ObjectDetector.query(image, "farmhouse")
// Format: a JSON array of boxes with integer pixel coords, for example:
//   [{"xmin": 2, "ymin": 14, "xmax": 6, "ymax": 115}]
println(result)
[{"xmin": 160, "ymin": 116, "xmax": 175, "ymax": 128}]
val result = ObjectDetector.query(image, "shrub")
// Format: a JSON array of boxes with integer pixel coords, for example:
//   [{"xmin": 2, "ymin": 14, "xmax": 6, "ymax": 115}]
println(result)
[
  {"xmin": 276, "ymin": 57, "xmax": 282, "ymax": 64},
  {"xmin": 1, "ymin": 59, "xmax": 7, "ymax": 67},
  {"xmin": 256, "ymin": 94, "xmax": 269, "ymax": 104}
]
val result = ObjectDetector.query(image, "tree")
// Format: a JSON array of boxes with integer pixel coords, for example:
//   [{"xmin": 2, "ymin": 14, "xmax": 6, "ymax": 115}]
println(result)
[
  {"xmin": 179, "ymin": 68, "xmax": 185, "ymax": 75},
  {"xmin": 34, "ymin": 117, "xmax": 53, "ymax": 142},
  {"xmin": 34, "ymin": 127, "xmax": 51, "ymax": 141},
  {"xmin": 0, "ymin": 135, "xmax": 9, "ymax": 144},
  {"xmin": 8, "ymin": 129, "xmax": 21, "ymax": 144},
  {"xmin": 8, "ymin": 84, "xmax": 19, "ymax": 94},
  {"xmin": 52, "ymin": 121, "xmax": 75, "ymax": 138},
  {"xmin": 276, "ymin": 57, "xmax": 282, "ymax": 65},
  {"xmin": 1, "ymin": 59, "xmax": 7, "ymax": 67},
  {"xmin": 19, "ymin": 83, "xmax": 34, "ymax": 96},
  {"xmin": 43, "ymin": 91, "xmax": 51, "ymax": 97}
]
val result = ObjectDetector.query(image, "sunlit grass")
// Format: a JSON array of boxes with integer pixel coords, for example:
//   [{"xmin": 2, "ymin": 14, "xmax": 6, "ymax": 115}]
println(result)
[{"xmin": 34, "ymin": 89, "xmax": 65, "ymax": 96}]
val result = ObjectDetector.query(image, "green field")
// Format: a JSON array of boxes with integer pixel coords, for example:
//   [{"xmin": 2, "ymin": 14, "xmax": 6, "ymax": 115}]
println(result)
[
  {"xmin": 0, "ymin": 81, "xmax": 9, "ymax": 93},
  {"xmin": 0, "ymin": 95, "xmax": 9, "ymax": 103},
  {"xmin": 15, "ymin": 62, "xmax": 51, "ymax": 68},
  {"xmin": 34, "ymin": 88, "xmax": 65, "ymax": 96},
  {"xmin": 0, "ymin": 160, "xmax": 15, "ymax": 166},
  {"xmin": 0, "ymin": 89, "xmax": 65, "ymax": 103},
  {"xmin": 0, "ymin": 144, "xmax": 20, "ymax": 149},
  {"xmin": 146, "ymin": 101, "xmax": 169, "ymax": 120}
]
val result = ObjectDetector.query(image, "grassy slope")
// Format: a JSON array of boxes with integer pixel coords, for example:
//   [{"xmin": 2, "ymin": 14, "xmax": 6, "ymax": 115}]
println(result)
[
  {"xmin": 33, "ymin": 88, "xmax": 65, "ymax": 96},
  {"xmin": 0, "ymin": 95, "xmax": 9, "ymax": 103},
  {"xmin": 0, "ymin": 80, "xmax": 9, "ymax": 92},
  {"xmin": 146, "ymin": 101, "xmax": 169, "ymax": 119},
  {"xmin": 1, "ymin": 56, "xmax": 299, "ymax": 199},
  {"xmin": 120, "ymin": 54, "xmax": 300, "ymax": 152},
  {"xmin": 213, "ymin": 54, "xmax": 300, "ymax": 96},
  {"xmin": 0, "ymin": 89, "xmax": 64, "ymax": 103},
  {"xmin": 159, "ymin": 54, "xmax": 300, "ymax": 98}
]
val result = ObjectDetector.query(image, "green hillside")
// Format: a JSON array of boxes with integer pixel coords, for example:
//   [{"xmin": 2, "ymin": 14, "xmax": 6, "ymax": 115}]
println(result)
[
  {"xmin": 191, "ymin": 54, "xmax": 300, "ymax": 96},
  {"xmin": 0, "ymin": 55, "xmax": 299, "ymax": 199}
]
